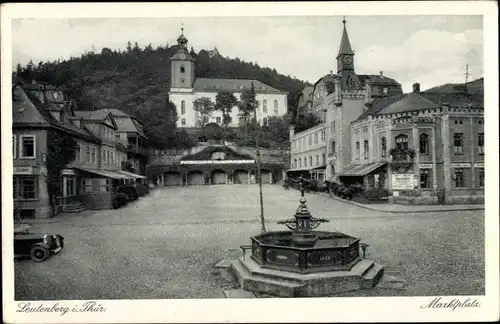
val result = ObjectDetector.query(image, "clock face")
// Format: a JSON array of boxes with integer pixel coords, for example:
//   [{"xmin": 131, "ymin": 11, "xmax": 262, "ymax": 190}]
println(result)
[
  {"xmin": 179, "ymin": 54, "xmax": 186, "ymax": 59},
  {"xmin": 343, "ymin": 56, "xmax": 353, "ymax": 64},
  {"xmin": 52, "ymin": 92, "xmax": 59, "ymax": 99}
]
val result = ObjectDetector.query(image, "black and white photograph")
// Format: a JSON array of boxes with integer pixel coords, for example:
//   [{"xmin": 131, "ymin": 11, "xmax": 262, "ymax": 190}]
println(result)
[{"xmin": 2, "ymin": 2, "xmax": 498, "ymax": 323}]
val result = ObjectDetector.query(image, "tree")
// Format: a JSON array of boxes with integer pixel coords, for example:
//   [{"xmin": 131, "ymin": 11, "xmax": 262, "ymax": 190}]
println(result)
[
  {"xmin": 215, "ymin": 91, "xmax": 238, "ymax": 140},
  {"xmin": 263, "ymin": 116, "xmax": 290, "ymax": 150},
  {"xmin": 126, "ymin": 41, "xmax": 133, "ymax": 52},
  {"xmin": 193, "ymin": 97, "xmax": 215, "ymax": 128},
  {"xmin": 238, "ymin": 82, "xmax": 259, "ymax": 137},
  {"xmin": 46, "ymin": 130, "xmax": 78, "ymax": 209},
  {"xmin": 293, "ymin": 112, "xmax": 323, "ymax": 133}
]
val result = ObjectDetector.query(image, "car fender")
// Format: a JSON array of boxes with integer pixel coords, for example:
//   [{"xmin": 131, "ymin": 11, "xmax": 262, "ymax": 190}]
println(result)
[{"xmin": 33, "ymin": 242, "xmax": 51, "ymax": 250}]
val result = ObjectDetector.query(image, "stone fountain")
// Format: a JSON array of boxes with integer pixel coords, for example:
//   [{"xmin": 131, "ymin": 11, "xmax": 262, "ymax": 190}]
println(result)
[{"xmin": 231, "ymin": 188, "xmax": 384, "ymax": 297}]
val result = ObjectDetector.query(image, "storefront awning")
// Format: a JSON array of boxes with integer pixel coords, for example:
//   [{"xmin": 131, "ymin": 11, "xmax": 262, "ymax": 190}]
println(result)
[
  {"xmin": 287, "ymin": 165, "xmax": 326, "ymax": 173},
  {"xmin": 75, "ymin": 168, "xmax": 132, "ymax": 180},
  {"xmin": 337, "ymin": 162, "xmax": 387, "ymax": 177},
  {"xmin": 118, "ymin": 170, "xmax": 147, "ymax": 179}
]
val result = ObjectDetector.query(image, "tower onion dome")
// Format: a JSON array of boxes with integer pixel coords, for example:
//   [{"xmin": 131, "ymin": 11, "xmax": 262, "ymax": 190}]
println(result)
[{"xmin": 177, "ymin": 27, "xmax": 188, "ymax": 48}]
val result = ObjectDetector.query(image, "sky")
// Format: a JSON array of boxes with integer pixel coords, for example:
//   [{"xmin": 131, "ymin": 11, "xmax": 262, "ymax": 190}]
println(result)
[{"xmin": 11, "ymin": 15, "xmax": 483, "ymax": 92}]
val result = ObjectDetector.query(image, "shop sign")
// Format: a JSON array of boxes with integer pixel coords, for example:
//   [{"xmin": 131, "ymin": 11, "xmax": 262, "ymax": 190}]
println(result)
[
  {"xmin": 13, "ymin": 166, "xmax": 33, "ymax": 175},
  {"xmin": 419, "ymin": 164, "xmax": 433, "ymax": 169},
  {"xmin": 392, "ymin": 174, "xmax": 414, "ymax": 190},
  {"xmin": 474, "ymin": 163, "xmax": 484, "ymax": 168},
  {"xmin": 450, "ymin": 163, "xmax": 471, "ymax": 168},
  {"xmin": 180, "ymin": 160, "xmax": 255, "ymax": 165}
]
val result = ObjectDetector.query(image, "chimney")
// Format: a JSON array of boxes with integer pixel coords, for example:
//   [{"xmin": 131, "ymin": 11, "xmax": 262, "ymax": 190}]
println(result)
[
  {"xmin": 412, "ymin": 83, "xmax": 421, "ymax": 93},
  {"xmin": 330, "ymin": 70, "xmax": 333, "ymax": 75},
  {"xmin": 379, "ymin": 71, "xmax": 384, "ymax": 78}
]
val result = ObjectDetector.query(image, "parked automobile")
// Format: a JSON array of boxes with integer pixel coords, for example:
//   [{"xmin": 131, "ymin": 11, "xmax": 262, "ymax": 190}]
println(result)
[{"xmin": 14, "ymin": 226, "xmax": 64, "ymax": 262}]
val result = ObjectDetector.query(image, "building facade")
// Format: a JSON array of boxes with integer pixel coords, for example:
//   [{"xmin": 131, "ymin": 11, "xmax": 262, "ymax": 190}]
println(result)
[
  {"xmin": 13, "ymin": 80, "xmax": 147, "ymax": 219},
  {"xmin": 347, "ymin": 83, "xmax": 484, "ymax": 204},
  {"xmin": 288, "ymin": 124, "xmax": 328, "ymax": 181},
  {"xmin": 168, "ymin": 29, "xmax": 288, "ymax": 128},
  {"xmin": 147, "ymin": 144, "xmax": 288, "ymax": 186},
  {"xmin": 289, "ymin": 19, "xmax": 403, "ymax": 181}
]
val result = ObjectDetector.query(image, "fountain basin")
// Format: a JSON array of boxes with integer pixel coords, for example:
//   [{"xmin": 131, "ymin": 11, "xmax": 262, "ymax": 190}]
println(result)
[{"xmin": 251, "ymin": 230, "xmax": 361, "ymax": 274}]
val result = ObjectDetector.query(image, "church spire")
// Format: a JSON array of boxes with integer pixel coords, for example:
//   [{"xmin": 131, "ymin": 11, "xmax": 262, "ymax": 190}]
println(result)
[
  {"xmin": 337, "ymin": 17, "xmax": 354, "ymax": 58},
  {"xmin": 177, "ymin": 22, "xmax": 188, "ymax": 49}
]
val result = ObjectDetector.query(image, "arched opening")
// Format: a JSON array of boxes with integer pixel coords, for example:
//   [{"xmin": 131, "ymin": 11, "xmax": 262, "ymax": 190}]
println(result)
[
  {"xmin": 233, "ymin": 169, "xmax": 249, "ymax": 184},
  {"xmin": 211, "ymin": 169, "xmax": 227, "ymax": 185},
  {"xmin": 187, "ymin": 171, "xmax": 204, "ymax": 186},
  {"xmin": 260, "ymin": 169, "xmax": 272, "ymax": 184},
  {"xmin": 164, "ymin": 172, "xmax": 181, "ymax": 186}
]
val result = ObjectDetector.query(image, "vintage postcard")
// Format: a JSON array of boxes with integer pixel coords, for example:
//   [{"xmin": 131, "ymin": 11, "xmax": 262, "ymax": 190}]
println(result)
[{"xmin": 2, "ymin": 1, "xmax": 499, "ymax": 323}]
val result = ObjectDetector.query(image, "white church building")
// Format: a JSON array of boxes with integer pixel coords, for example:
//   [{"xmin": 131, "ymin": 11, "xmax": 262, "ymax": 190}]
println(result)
[{"xmin": 168, "ymin": 29, "xmax": 288, "ymax": 128}]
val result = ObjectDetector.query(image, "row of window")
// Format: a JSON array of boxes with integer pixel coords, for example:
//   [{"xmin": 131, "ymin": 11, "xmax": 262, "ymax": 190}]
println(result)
[
  {"xmin": 180, "ymin": 100, "xmax": 280, "ymax": 115},
  {"xmin": 292, "ymin": 130, "xmax": 327, "ymax": 151},
  {"xmin": 103, "ymin": 126, "xmax": 115, "ymax": 140},
  {"xmin": 292, "ymin": 153, "xmax": 327, "ymax": 169},
  {"xmin": 75, "ymin": 144, "xmax": 126, "ymax": 166},
  {"xmin": 418, "ymin": 169, "xmax": 485, "ymax": 189},
  {"xmin": 354, "ymin": 133, "xmax": 485, "ymax": 160},
  {"xmin": 12, "ymin": 135, "xmax": 36, "ymax": 159}
]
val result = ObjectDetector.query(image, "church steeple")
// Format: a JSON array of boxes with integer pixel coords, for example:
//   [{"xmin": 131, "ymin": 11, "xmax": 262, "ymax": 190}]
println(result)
[
  {"xmin": 337, "ymin": 18, "xmax": 354, "ymax": 58},
  {"xmin": 336, "ymin": 17, "xmax": 360, "ymax": 89},
  {"xmin": 177, "ymin": 24, "xmax": 188, "ymax": 49}
]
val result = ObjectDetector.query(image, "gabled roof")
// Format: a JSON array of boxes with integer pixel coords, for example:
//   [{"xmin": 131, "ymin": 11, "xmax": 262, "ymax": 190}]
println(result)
[
  {"xmin": 93, "ymin": 108, "xmax": 147, "ymax": 138},
  {"xmin": 193, "ymin": 78, "xmax": 287, "ymax": 94}
]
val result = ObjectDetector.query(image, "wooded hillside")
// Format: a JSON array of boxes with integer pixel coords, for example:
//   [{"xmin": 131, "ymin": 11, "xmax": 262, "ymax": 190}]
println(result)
[{"xmin": 14, "ymin": 43, "xmax": 310, "ymax": 148}]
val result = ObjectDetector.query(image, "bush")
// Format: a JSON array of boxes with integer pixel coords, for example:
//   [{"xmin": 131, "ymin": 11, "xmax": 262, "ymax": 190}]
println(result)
[
  {"xmin": 359, "ymin": 189, "xmax": 389, "ymax": 200},
  {"xmin": 112, "ymin": 192, "xmax": 129, "ymax": 209}
]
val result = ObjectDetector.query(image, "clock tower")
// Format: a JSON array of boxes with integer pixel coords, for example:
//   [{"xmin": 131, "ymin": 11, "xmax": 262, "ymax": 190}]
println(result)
[
  {"xmin": 336, "ymin": 18, "xmax": 360, "ymax": 89},
  {"xmin": 170, "ymin": 26, "xmax": 195, "ymax": 90}
]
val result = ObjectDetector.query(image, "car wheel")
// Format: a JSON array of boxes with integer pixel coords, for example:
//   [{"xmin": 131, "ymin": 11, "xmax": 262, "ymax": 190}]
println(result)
[{"xmin": 30, "ymin": 245, "xmax": 50, "ymax": 262}]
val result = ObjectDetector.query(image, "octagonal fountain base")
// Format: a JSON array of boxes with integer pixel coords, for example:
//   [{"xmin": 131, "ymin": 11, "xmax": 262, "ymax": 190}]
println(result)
[{"xmin": 230, "ymin": 254, "xmax": 384, "ymax": 297}]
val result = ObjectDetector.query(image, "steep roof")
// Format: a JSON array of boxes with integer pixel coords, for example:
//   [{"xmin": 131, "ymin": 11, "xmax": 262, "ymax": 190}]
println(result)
[
  {"xmin": 73, "ymin": 110, "xmax": 111, "ymax": 121},
  {"xmin": 420, "ymin": 92, "xmax": 483, "ymax": 109},
  {"xmin": 358, "ymin": 74, "xmax": 401, "ymax": 86},
  {"xmin": 193, "ymin": 78, "xmax": 287, "ymax": 94},
  {"xmin": 13, "ymin": 86, "xmax": 101, "ymax": 143},
  {"xmin": 337, "ymin": 22, "xmax": 354, "ymax": 57},
  {"xmin": 356, "ymin": 91, "xmax": 483, "ymax": 121},
  {"xmin": 93, "ymin": 108, "xmax": 147, "ymax": 137},
  {"xmin": 376, "ymin": 92, "xmax": 440, "ymax": 114},
  {"xmin": 356, "ymin": 94, "xmax": 406, "ymax": 121}
]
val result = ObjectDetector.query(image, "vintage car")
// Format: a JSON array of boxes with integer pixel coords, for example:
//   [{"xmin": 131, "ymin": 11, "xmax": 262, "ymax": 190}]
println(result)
[{"xmin": 14, "ymin": 225, "xmax": 64, "ymax": 262}]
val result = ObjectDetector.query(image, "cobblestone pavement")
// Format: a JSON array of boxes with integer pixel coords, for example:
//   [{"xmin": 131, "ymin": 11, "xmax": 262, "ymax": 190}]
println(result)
[{"xmin": 14, "ymin": 185, "xmax": 484, "ymax": 299}]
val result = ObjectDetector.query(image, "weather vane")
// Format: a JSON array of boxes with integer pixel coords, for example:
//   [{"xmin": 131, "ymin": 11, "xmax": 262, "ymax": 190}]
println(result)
[{"xmin": 181, "ymin": 22, "xmax": 184, "ymax": 35}]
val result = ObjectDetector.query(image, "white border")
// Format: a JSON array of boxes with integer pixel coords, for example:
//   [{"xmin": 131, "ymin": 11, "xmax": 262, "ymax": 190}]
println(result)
[{"xmin": 2, "ymin": 2, "xmax": 499, "ymax": 323}]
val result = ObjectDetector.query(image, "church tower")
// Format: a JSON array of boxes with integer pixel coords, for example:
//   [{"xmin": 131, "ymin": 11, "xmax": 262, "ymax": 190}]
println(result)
[
  {"xmin": 336, "ymin": 18, "xmax": 360, "ymax": 90},
  {"xmin": 170, "ymin": 26, "xmax": 195, "ymax": 90}
]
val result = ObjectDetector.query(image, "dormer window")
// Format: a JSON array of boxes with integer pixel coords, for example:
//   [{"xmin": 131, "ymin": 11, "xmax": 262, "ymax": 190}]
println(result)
[{"xmin": 180, "ymin": 66, "xmax": 185, "ymax": 73}]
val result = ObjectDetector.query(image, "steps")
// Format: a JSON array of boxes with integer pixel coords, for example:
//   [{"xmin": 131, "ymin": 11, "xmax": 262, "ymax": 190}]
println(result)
[
  {"xmin": 231, "ymin": 257, "xmax": 385, "ymax": 297},
  {"xmin": 361, "ymin": 262, "xmax": 385, "ymax": 289},
  {"xmin": 62, "ymin": 202, "xmax": 87, "ymax": 213}
]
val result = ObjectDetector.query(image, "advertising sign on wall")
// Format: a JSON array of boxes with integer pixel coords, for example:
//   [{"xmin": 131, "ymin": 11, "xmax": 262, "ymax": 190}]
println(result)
[{"xmin": 392, "ymin": 174, "xmax": 414, "ymax": 190}]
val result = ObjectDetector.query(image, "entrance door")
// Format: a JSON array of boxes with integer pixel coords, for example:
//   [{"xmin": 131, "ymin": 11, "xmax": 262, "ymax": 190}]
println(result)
[
  {"xmin": 211, "ymin": 171, "xmax": 227, "ymax": 185},
  {"xmin": 64, "ymin": 177, "xmax": 76, "ymax": 196},
  {"xmin": 260, "ymin": 170, "xmax": 272, "ymax": 184},
  {"xmin": 164, "ymin": 172, "xmax": 181, "ymax": 186},
  {"xmin": 233, "ymin": 170, "xmax": 248, "ymax": 184}
]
